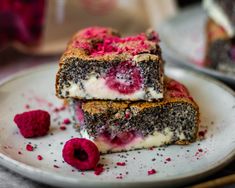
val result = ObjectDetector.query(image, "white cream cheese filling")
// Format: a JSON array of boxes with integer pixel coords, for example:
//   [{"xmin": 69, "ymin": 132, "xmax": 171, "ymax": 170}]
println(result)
[
  {"xmin": 80, "ymin": 128, "xmax": 186, "ymax": 153},
  {"xmin": 203, "ymin": 0, "xmax": 234, "ymax": 37},
  {"xmin": 61, "ymin": 75, "xmax": 163, "ymax": 100}
]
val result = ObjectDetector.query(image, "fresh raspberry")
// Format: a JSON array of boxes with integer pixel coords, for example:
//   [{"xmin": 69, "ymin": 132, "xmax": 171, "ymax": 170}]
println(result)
[
  {"xmin": 105, "ymin": 61, "xmax": 142, "ymax": 94},
  {"xmin": 14, "ymin": 110, "xmax": 50, "ymax": 138},
  {"xmin": 62, "ymin": 138, "xmax": 100, "ymax": 170}
]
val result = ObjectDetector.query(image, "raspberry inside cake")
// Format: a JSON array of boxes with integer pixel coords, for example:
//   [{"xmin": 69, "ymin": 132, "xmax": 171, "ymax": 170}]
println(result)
[
  {"xmin": 56, "ymin": 27, "xmax": 164, "ymax": 101},
  {"xmin": 69, "ymin": 78, "xmax": 199, "ymax": 153}
]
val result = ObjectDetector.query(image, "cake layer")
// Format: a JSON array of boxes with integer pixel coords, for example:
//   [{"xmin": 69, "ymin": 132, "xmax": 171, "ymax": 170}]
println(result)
[
  {"xmin": 69, "ymin": 78, "xmax": 200, "ymax": 153},
  {"xmin": 56, "ymin": 27, "xmax": 164, "ymax": 101}
]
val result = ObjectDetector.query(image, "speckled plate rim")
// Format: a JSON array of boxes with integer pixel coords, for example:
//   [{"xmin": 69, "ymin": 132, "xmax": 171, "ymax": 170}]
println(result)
[
  {"xmin": 158, "ymin": 5, "xmax": 235, "ymax": 85},
  {"xmin": 0, "ymin": 63, "xmax": 234, "ymax": 188}
]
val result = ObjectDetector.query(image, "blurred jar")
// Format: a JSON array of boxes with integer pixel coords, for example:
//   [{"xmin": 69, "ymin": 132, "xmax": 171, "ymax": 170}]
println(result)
[{"xmin": 0, "ymin": 0, "xmax": 176, "ymax": 55}]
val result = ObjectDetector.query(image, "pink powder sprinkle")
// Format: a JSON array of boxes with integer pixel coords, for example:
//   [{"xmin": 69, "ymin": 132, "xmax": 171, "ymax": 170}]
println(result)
[
  {"xmin": 198, "ymin": 148, "xmax": 203, "ymax": 152},
  {"xmin": 74, "ymin": 27, "xmax": 159, "ymax": 57},
  {"xmin": 53, "ymin": 108, "xmax": 59, "ymax": 112},
  {"xmin": 59, "ymin": 105, "xmax": 66, "ymax": 111},
  {"xmin": 198, "ymin": 130, "xmax": 207, "ymax": 138},
  {"xmin": 60, "ymin": 125, "xmax": 67, "ymax": 130},
  {"xmin": 53, "ymin": 105, "xmax": 66, "ymax": 113},
  {"xmin": 37, "ymin": 155, "xmax": 43, "ymax": 160},
  {"xmin": 79, "ymin": 27, "xmax": 109, "ymax": 39},
  {"xmin": 116, "ymin": 162, "xmax": 126, "ymax": 166},
  {"xmin": 94, "ymin": 164, "xmax": 104, "ymax": 176},
  {"xmin": 26, "ymin": 144, "xmax": 34, "ymax": 151},
  {"xmin": 63, "ymin": 118, "xmax": 71, "ymax": 124},
  {"xmin": 148, "ymin": 169, "xmax": 157, "ymax": 175},
  {"xmin": 53, "ymin": 165, "xmax": 59, "ymax": 168},
  {"xmin": 25, "ymin": 104, "xmax": 30, "ymax": 109},
  {"xmin": 165, "ymin": 157, "xmax": 171, "ymax": 162},
  {"xmin": 116, "ymin": 176, "xmax": 123, "ymax": 179}
]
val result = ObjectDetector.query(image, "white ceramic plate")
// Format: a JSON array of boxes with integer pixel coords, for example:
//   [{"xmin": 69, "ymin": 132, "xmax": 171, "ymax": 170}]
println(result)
[
  {"xmin": 0, "ymin": 63, "xmax": 235, "ymax": 188},
  {"xmin": 158, "ymin": 5, "xmax": 235, "ymax": 86}
]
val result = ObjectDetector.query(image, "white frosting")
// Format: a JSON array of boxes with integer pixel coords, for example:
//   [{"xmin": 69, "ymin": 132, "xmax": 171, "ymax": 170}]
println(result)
[
  {"xmin": 61, "ymin": 75, "xmax": 163, "ymax": 100},
  {"xmin": 80, "ymin": 128, "xmax": 185, "ymax": 153},
  {"xmin": 203, "ymin": 0, "xmax": 234, "ymax": 37}
]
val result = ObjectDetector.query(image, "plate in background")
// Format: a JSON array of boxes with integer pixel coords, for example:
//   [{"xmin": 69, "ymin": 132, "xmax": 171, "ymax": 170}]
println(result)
[{"xmin": 158, "ymin": 5, "xmax": 235, "ymax": 86}]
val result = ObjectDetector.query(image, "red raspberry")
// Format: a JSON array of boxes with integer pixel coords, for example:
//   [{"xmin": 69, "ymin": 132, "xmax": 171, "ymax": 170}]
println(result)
[
  {"xmin": 14, "ymin": 110, "xmax": 50, "ymax": 138},
  {"xmin": 105, "ymin": 61, "xmax": 142, "ymax": 94},
  {"xmin": 167, "ymin": 80, "xmax": 193, "ymax": 100},
  {"xmin": 111, "ymin": 131, "xmax": 135, "ymax": 145},
  {"xmin": 62, "ymin": 138, "xmax": 100, "ymax": 170}
]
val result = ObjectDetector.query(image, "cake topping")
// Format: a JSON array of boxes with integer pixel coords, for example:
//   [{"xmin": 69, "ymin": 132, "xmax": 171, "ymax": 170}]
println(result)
[
  {"xmin": 62, "ymin": 138, "xmax": 100, "ymax": 170},
  {"xmin": 79, "ymin": 27, "xmax": 112, "ymax": 39},
  {"xmin": 14, "ymin": 110, "xmax": 50, "ymax": 138},
  {"xmin": 72, "ymin": 26, "xmax": 159, "ymax": 57}
]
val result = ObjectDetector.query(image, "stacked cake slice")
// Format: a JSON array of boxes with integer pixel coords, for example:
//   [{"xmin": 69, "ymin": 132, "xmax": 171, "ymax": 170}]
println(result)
[{"xmin": 56, "ymin": 27, "xmax": 199, "ymax": 153}]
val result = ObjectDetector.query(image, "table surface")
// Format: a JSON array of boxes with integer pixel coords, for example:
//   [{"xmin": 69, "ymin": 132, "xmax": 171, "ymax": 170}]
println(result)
[{"xmin": 0, "ymin": 48, "xmax": 234, "ymax": 188}]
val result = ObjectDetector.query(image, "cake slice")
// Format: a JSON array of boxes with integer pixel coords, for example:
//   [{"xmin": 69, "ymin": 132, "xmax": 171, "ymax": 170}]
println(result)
[
  {"xmin": 56, "ymin": 27, "xmax": 164, "ymax": 101},
  {"xmin": 204, "ymin": 0, "xmax": 235, "ymax": 73},
  {"xmin": 204, "ymin": 0, "xmax": 235, "ymax": 37},
  {"xmin": 69, "ymin": 77, "xmax": 200, "ymax": 154}
]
